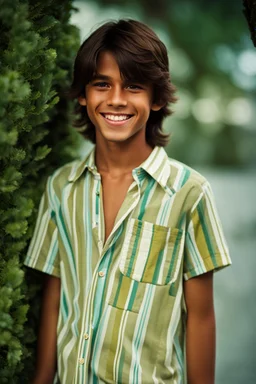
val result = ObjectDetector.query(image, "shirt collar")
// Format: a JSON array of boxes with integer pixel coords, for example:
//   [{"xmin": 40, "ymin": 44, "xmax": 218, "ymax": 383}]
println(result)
[
  {"xmin": 68, "ymin": 146, "xmax": 175, "ymax": 196},
  {"xmin": 137, "ymin": 146, "xmax": 176, "ymax": 196},
  {"xmin": 68, "ymin": 148, "xmax": 97, "ymax": 182}
]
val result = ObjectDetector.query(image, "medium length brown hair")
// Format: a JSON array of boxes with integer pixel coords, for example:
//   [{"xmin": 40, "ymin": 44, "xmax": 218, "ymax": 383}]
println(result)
[{"xmin": 69, "ymin": 19, "xmax": 177, "ymax": 147}]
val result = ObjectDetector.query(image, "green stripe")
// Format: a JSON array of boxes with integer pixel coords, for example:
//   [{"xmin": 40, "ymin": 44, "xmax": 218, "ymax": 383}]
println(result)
[
  {"xmin": 113, "ymin": 273, "xmax": 124, "ymax": 307},
  {"xmin": 127, "ymin": 280, "xmax": 139, "ymax": 311},
  {"xmin": 165, "ymin": 231, "xmax": 182, "ymax": 284},
  {"xmin": 61, "ymin": 290, "xmax": 69, "ymax": 320},
  {"xmin": 152, "ymin": 248, "xmax": 164, "ymax": 284},
  {"xmin": 118, "ymin": 348, "xmax": 125, "ymax": 383},
  {"xmin": 185, "ymin": 232, "xmax": 204, "ymax": 275},
  {"xmin": 126, "ymin": 221, "xmax": 142, "ymax": 277},
  {"xmin": 180, "ymin": 168, "xmax": 190, "ymax": 187},
  {"xmin": 137, "ymin": 177, "xmax": 155, "ymax": 220},
  {"xmin": 197, "ymin": 200, "xmax": 218, "ymax": 267},
  {"xmin": 58, "ymin": 206, "xmax": 76, "ymax": 269},
  {"xmin": 141, "ymin": 225, "xmax": 154, "ymax": 282}
]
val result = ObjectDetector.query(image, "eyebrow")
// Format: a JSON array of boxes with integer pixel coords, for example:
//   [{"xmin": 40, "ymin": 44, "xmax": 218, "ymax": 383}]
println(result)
[
  {"xmin": 91, "ymin": 74, "xmax": 112, "ymax": 81},
  {"xmin": 91, "ymin": 73, "xmax": 147, "ymax": 86}
]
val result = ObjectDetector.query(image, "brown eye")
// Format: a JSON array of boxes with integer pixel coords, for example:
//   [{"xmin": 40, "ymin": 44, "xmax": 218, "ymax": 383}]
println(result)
[
  {"xmin": 93, "ymin": 82, "xmax": 109, "ymax": 88},
  {"xmin": 126, "ymin": 84, "xmax": 143, "ymax": 90}
]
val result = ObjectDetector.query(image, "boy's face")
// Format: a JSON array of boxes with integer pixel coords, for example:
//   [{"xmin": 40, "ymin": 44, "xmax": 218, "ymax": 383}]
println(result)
[{"xmin": 78, "ymin": 51, "xmax": 162, "ymax": 145}]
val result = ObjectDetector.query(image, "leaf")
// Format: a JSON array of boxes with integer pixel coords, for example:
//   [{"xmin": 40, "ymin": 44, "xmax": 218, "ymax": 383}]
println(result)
[{"xmin": 34, "ymin": 145, "xmax": 51, "ymax": 161}]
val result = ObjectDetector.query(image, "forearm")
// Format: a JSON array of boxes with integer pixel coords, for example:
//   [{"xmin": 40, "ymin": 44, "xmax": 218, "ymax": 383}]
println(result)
[
  {"xmin": 184, "ymin": 271, "xmax": 216, "ymax": 384},
  {"xmin": 32, "ymin": 275, "xmax": 60, "ymax": 384},
  {"xmin": 186, "ymin": 309, "xmax": 216, "ymax": 384}
]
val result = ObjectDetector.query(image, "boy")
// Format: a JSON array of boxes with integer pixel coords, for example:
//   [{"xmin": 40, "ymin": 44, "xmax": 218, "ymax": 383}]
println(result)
[{"xmin": 25, "ymin": 19, "xmax": 231, "ymax": 384}]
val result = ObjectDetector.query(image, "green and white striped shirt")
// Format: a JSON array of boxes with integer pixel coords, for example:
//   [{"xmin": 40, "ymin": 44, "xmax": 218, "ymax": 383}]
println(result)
[{"xmin": 25, "ymin": 146, "xmax": 231, "ymax": 384}]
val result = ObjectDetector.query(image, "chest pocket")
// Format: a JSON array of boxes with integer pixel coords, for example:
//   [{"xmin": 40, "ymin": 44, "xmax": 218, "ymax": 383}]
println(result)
[{"xmin": 108, "ymin": 219, "xmax": 184, "ymax": 313}]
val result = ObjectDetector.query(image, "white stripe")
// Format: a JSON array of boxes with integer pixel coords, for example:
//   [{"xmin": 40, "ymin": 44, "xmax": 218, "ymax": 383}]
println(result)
[
  {"xmin": 141, "ymin": 146, "xmax": 160, "ymax": 170},
  {"xmin": 164, "ymin": 281, "xmax": 183, "ymax": 375},
  {"xmin": 171, "ymin": 232, "xmax": 185, "ymax": 283},
  {"xmin": 132, "ymin": 224, "xmax": 152, "ymax": 280},
  {"xmin": 156, "ymin": 191, "xmax": 175, "ymax": 227},
  {"xmin": 186, "ymin": 220, "xmax": 206, "ymax": 276},
  {"xmin": 172, "ymin": 163, "xmax": 185, "ymax": 191},
  {"xmin": 157, "ymin": 229, "xmax": 171, "ymax": 284},
  {"xmin": 113, "ymin": 311, "xmax": 129, "ymax": 381},
  {"xmin": 44, "ymin": 226, "xmax": 58, "ymax": 273},
  {"xmin": 119, "ymin": 219, "xmax": 136, "ymax": 274},
  {"xmin": 203, "ymin": 183, "xmax": 230, "ymax": 262},
  {"xmin": 130, "ymin": 284, "xmax": 156, "ymax": 383},
  {"xmin": 27, "ymin": 207, "xmax": 50, "ymax": 267},
  {"xmin": 62, "ymin": 182, "xmax": 74, "ymax": 235},
  {"xmin": 91, "ymin": 306, "xmax": 112, "ymax": 375}
]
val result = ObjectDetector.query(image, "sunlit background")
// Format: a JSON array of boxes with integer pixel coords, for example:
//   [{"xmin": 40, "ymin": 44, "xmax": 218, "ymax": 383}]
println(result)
[{"xmin": 70, "ymin": 1, "xmax": 256, "ymax": 383}]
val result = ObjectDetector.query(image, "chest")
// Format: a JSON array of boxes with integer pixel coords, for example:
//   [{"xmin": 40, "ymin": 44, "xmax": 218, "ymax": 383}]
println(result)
[{"xmin": 101, "ymin": 174, "xmax": 134, "ymax": 242}]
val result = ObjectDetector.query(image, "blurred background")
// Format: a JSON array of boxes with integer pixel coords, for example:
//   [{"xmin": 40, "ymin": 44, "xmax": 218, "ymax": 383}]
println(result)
[{"xmin": 70, "ymin": 1, "xmax": 256, "ymax": 383}]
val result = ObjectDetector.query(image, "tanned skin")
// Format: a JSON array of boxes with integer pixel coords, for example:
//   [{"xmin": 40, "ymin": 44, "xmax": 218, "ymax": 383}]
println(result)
[
  {"xmin": 32, "ymin": 275, "xmax": 60, "ymax": 384},
  {"xmin": 184, "ymin": 271, "xmax": 216, "ymax": 384}
]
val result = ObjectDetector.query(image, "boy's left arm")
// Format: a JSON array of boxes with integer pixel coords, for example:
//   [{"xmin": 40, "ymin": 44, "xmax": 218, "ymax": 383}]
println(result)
[{"xmin": 184, "ymin": 271, "xmax": 215, "ymax": 384}]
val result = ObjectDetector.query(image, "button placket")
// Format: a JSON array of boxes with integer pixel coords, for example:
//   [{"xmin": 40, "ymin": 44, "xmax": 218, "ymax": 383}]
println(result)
[
  {"xmin": 78, "ymin": 357, "xmax": 84, "ymax": 365},
  {"xmin": 93, "ymin": 178, "xmax": 101, "ymax": 230},
  {"xmin": 98, "ymin": 239, "xmax": 103, "ymax": 253},
  {"xmin": 90, "ymin": 250, "xmax": 111, "ymax": 331}
]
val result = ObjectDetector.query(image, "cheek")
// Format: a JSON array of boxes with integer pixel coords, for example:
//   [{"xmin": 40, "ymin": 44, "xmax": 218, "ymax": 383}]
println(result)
[
  {"xmin": 86, "ymin": 90, "xmax": 103, "ymax": 106},
  {"xmin": 86, "ymin": 106, "xmax": 98, "ymax": 125},
  {"xmin": 137, "ymin": 101, "xmax": 152, "ymax": 118},
  {"xmin": 86, "ymin": 95, "xmax": 103, "ymax": 118}
]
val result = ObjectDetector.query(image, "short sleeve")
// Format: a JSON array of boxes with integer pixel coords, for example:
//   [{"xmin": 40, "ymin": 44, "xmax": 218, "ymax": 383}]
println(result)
[
  {"xmin": 184, "ymin": 181, "xmax": 231, "ymax": 280},
  {"xmin": 24, "ymin": 177, "xmax": 60, "ymax": 277}
]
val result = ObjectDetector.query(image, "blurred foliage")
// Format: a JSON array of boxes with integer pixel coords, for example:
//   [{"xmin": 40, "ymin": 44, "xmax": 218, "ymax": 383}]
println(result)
[
  {"xmin": 0, "ymin": 0, "xmax": 80, "ymax": 381},
  {"xmin": 74, "ymin": 0, "xmax": 256, "ymax": 168}
]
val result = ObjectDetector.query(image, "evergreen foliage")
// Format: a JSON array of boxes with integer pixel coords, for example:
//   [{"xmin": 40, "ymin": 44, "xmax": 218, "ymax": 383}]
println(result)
[{"xmin": 0, "ymin": 0, "xmax": 80, "ymax": 381}]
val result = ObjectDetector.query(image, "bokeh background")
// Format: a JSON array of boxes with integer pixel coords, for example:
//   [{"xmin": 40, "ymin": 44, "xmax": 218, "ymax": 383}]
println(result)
[{"xmin": 70, "ymin": 1, "xmax": 256, "ymax": 383}]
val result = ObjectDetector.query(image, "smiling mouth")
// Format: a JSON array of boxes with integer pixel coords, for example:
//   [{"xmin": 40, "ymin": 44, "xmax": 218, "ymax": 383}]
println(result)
[{"xmin": 100, "ymin": 113, "xmax": 133, "ymax": 122}]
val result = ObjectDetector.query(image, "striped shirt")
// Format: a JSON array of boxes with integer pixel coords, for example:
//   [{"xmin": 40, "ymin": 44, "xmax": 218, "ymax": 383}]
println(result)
[{"xmin": 25, "ymin": 146, "xmax": 231, "ymax": 384}]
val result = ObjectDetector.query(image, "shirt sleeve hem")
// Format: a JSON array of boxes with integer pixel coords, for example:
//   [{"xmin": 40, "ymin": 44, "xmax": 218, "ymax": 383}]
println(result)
[
  {"xmin": 24, "ymin": 255, "xmax": 61, "ymax": 278},
  {"xmin": 183, "ymin": 254, "xmax": 232, "ymax": 281}
]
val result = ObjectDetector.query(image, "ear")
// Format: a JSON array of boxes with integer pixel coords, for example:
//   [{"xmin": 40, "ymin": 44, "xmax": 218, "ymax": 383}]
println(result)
[
  {"xmin": 151, "ymin": 103, "xmax": 164, "ymax": 112},
  {"xmin": 78, "ymin": 96, "xmax": 87, "ymax": 106}
]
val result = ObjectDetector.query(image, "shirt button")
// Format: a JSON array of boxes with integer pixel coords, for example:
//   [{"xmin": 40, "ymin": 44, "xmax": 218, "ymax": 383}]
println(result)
[
  {"xmin": 78, "ymin": 358, "xmax": 84, "ymax": 365},
  {"xmin": 98, "ymin": 271, "xmax": 105, "ymax": 277},
  {"xmin": 83, "ymin": 333, "xmax": 89, "ymax": 340},
  {"xmin": 96, "ymin": 191, "xmax": 100, "ymax": 196}
]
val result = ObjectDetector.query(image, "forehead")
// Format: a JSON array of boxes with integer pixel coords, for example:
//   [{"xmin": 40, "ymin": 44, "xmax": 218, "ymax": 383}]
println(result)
[
  {"xmin": 94, "ymin": 50, "xmax": 149, "ymax": 85},
  {"xmin": 96, "ymin": 51, "xmax": 120, "ymax": 76}
]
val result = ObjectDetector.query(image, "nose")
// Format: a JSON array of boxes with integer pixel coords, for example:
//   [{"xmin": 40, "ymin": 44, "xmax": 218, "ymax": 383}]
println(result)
[{"xmin": 107, "ymin": 86, "xmax": 127, "ymax": 108}]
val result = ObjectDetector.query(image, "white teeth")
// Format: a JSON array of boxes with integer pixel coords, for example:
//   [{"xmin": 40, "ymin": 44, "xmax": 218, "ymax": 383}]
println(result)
[{"xmin": 104, "ymin": 114, "xmax": 130, "ymax": 121}]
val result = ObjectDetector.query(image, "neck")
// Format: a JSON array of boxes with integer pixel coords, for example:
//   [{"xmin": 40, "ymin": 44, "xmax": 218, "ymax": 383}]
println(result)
[{"xmin": 95, "ymin": 138, "xmax": 153, "ymax": 177}]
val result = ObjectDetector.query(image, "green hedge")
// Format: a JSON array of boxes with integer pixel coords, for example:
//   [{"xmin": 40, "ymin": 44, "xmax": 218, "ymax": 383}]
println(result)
[{"xmin": 0, "ymin": 0, "xmax": 80, "ymax": 381}]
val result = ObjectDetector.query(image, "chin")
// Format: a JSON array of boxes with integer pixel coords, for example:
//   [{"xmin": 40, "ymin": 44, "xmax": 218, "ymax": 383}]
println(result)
[
  {"xmin": 105, "ymin": 137, "xmax": 130, "ymax": 143},
  {"xmin": 101, "ymin": 131, "xmax": 133, "ymax": 143}
]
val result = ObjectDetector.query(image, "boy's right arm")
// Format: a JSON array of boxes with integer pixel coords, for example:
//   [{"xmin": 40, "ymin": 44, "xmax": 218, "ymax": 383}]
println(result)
[{"xmin": 32, "ymin": 275, "xmax": 61, "ymax": 384}]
